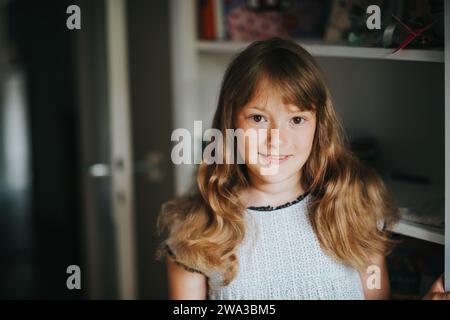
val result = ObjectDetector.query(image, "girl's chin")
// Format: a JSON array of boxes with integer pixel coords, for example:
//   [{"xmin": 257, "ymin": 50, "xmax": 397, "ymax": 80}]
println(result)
[{"xmin": 247, "ymin": 165, "xmax": 297, "ymax": 182}]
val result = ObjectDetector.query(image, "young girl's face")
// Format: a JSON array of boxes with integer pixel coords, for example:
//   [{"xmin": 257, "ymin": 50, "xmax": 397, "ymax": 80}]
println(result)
[{"xmin": 235, "ymin": 77, "xmax": 316, "ymax": 184}]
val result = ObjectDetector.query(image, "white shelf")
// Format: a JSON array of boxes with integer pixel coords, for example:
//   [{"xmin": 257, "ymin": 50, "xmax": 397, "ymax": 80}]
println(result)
[
  {"xmin": 388, "ymin": 219, "xmax": 445, "ymax": 245},
  {"xmin": 383, "ymin": 180, "xmax": 445, "ymax": 245},
  {"xmin": 173, "ymin": 0, "xmax": 449, "ymax": 290},
  {"xmin": 197, "ymin": 40, "xmax": 444, "ymax": 63}
]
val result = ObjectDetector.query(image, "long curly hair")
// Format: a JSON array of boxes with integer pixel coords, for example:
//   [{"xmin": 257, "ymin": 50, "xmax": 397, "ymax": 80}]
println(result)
[{"xmin": 157, "ymin": 38, "xmax": 399, "ymax": 286}]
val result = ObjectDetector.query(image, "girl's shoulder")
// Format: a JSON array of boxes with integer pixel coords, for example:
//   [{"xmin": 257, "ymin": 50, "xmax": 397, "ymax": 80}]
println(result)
[{"xmin": 164, "ymin": 242, "xmax": 206, "ymax": 276}]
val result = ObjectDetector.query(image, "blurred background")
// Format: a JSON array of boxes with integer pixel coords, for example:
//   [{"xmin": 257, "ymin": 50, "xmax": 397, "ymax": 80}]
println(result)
[{"xmin": 0, "ymin": 0, "xmax": 447, "ymax": 299}]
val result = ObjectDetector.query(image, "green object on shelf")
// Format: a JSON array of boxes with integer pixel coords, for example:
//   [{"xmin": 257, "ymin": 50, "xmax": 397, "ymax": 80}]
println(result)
[{"xmin": 348, "ymin": 32, "xmax": 366, "ymax": 47}]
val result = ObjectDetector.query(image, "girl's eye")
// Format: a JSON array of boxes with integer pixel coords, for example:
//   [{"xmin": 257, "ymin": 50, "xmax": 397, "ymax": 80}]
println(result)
[
  {"xmin": 251, "ymin": 115, "xmax": 265, "ymax": 123},
  {"xmin": 292, "ymin": 116, "xmax": 305, "ymax": 125}
]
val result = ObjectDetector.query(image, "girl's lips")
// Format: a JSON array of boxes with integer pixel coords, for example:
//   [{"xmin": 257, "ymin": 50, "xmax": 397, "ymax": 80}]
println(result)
[{"xmin": 258, "ymin": 153, "xmax": 292, "ymax": 164}]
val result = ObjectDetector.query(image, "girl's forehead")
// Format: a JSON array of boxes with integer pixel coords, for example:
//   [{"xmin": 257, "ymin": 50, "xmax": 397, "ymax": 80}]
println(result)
[
  {"xmin": 242, "ymin": 91, "xmax": 310, "ymax": 114},
  {"xmin": 247, "ymin": 76, "xmax": 311, "ymax": 110}
]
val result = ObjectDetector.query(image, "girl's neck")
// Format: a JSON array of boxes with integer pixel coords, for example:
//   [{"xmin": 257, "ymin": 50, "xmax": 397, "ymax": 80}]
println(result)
[{"xmin": 243, "ymin": 173, "xmax": 306, "ymax": 208}]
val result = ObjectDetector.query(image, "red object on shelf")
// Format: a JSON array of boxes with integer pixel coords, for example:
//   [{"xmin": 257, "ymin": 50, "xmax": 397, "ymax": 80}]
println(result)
[
  {"xmin": 199, "ymin": 0, "xmax": 216, "ymax": 40},
  {"xmin": 391, "ymin": 14, "xmax": 436, "ymax": 54}
]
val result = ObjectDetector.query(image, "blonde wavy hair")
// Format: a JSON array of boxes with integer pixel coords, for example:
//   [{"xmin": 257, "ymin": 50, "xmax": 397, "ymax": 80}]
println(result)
[{"xmin": 157, "ymin": 37, "xmax": 399, "ymax": 286}]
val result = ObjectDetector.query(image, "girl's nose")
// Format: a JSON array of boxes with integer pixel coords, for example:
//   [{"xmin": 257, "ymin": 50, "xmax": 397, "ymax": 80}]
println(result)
[{"xmin": 267, "ymin": 125, "xmax": 289, "ymax": 150}]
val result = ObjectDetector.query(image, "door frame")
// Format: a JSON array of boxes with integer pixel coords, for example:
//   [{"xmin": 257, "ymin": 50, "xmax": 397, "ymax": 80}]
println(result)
[
  {"xmin": 77, "ymin": 0, "xmax": 137, "ymax": 299},
  {"xmin": 105, "ymin": 0, "xmax": 137, "ymax": 299}
]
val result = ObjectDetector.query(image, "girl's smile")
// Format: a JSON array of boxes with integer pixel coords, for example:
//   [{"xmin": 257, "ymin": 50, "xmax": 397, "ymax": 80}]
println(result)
[{"xmin": 258, "ymin": 152, "xmax": 292, "ymax": 165}]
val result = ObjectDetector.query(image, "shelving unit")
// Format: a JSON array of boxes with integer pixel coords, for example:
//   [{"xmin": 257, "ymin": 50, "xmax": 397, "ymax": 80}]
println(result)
[
  {"xmin": 171, "ymin": 0, "xmax": 449, "ymax": 289},
  {"xmin": 197, "ymin": 40, "xmax": 444, "ymax": 63},
  {"xmin": 389, "ymin": 219, "xmax": 444, "ymax": 245}
]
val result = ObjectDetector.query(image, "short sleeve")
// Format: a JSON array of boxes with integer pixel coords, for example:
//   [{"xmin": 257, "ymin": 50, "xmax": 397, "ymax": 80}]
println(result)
[{"xmin": 165, "ymin": 243, "xmax": 206, "ymax": 276}]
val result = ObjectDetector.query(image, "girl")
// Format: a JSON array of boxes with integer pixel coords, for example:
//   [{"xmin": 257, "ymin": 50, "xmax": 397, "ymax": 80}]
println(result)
[{"xmin": 157, "ymin": 37, "xmax": 447, "ymax": 300}]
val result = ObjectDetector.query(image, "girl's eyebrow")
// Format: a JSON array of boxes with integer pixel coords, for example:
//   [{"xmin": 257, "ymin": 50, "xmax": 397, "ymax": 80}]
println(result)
[
  {"xmin": 246, "ymin": 105, "xmax": 313, "ymax": 115},
  {"xmin": 290, "ymin": 109, "xmax": 312, "ymax": 115},
  {"xmin": 286, "ymin": 104, "xmax": 309, "ymax": 113}
]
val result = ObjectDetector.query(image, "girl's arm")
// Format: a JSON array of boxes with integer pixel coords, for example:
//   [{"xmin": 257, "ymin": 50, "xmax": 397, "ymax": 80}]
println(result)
[
  {"xmin": 358, "ymin": 255, "xmax": 391, "ymax": 300},
  {"xmin": 423, "ymin": 275, "xmax": 450, "ymax": 300},
  {"xmin": 167, "ymin": 257, "xmax": 208, "ymax": 300}
]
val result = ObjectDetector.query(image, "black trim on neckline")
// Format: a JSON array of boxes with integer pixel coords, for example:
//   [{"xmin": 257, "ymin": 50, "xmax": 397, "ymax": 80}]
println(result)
[{"xmin": 247, "ymin": 192, "xmax": 309, "ymax": 212}]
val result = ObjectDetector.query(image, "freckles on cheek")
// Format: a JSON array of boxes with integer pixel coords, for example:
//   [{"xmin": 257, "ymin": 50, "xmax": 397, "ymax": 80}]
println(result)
[
  {"xmin": 294, "ymin": 142, "xmax": 310, "ymax": 157},
  {"xmin": 294, "ymin": 133, "xmax": 315, "ymax": 154}
]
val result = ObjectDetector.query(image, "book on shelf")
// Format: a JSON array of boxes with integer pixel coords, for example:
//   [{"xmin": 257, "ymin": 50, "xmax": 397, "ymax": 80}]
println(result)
[
  {"xmin": 215, "ymin": 0, "xmax": 226, "ymax": 39},
  {"xmin": 198, "ymin": 0, "xmax": 226, "ymax": 40},
  {"xmin": 198, "ymin": 0, "xmax": 332, "ymax": 41},
  {"xmin": 199, "ymin": 0, "xmax": 215, "ymax": 39}
]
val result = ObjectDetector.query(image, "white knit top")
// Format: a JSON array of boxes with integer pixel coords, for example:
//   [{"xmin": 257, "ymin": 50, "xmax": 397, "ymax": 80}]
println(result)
[{"xmin": 205, "ymin": 193, "xmax": 365, "ymax": 300}]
